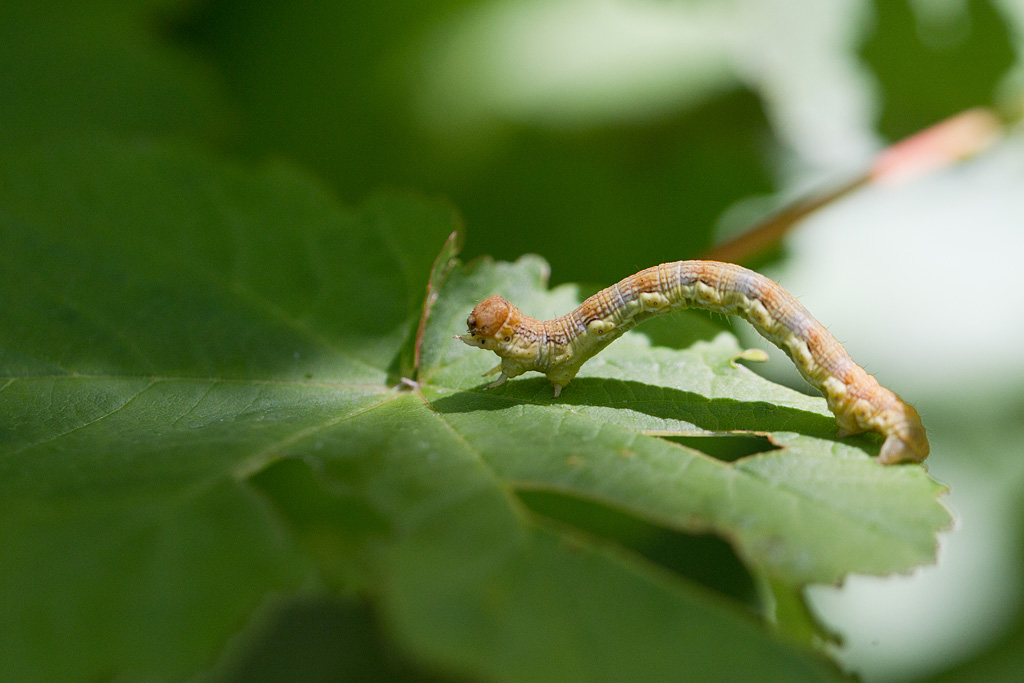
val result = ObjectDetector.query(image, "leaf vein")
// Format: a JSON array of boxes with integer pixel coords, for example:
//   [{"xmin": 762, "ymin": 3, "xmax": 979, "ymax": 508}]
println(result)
[
  {"xmin": 7, "ymin": 380, "xmax": 159, "ymax": 456},
  {"xmin": 169, "ymin": 381, "xmax": 216, "ymax": 427},
  {"xmin": 231, "ymin": 391, "xmax": 403, "ymax": 478}
]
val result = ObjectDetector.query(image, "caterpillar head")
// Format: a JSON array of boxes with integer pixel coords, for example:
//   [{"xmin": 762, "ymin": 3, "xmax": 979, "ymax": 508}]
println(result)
[{"xmin": 457, "ymin": 296, "xmax": 523, "ymax": 352}]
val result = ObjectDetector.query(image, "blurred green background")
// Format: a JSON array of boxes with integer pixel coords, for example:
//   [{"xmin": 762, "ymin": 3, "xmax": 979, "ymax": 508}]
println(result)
[{"xmin": 3, "ymin": 0, "xmax": 1024, "ymax": 680}]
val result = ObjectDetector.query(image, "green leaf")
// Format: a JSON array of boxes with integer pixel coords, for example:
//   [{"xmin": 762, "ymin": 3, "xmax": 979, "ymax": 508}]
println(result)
[
  {"xmin": 0, "ymin": 139, "xmax": 453, "ymax": 682},
  {"xmin": 420, "ymin": 254, "xmax": 948, "ymax": 584},
  {"xmin": 199, "ymin": 596, "xmax": 453, "ymax": 683},
  {"xmin": 0, "ymin": 139, "xmax": 947, "ymax": 682}
]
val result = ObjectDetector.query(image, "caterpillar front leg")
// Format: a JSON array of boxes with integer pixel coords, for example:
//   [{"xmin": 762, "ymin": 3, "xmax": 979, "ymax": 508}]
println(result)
[{"xmin": 483, "ymin": 365, "xmax": 509, "ymax": 389}]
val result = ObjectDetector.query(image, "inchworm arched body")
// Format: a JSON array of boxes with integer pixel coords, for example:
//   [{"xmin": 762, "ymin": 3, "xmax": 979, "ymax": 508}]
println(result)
[{"xmin": 457, "ymin": 260, "xmax": 928, "ymax": 465}]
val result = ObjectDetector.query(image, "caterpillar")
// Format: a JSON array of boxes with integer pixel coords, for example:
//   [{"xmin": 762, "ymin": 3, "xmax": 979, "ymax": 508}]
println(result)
[{"xmin": 457, "ymin": 260, "xmax": 929, "ymax": 465}]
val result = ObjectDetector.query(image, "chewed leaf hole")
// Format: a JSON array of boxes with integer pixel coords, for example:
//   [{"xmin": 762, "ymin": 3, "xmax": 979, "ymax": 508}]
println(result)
[
  {"xmin": 516, "ymin": 489, "xmax": 757, "ymax": 607},
  {"xmin": 657, "ymin": 434, "xmax": 779, "ymax": 462}
]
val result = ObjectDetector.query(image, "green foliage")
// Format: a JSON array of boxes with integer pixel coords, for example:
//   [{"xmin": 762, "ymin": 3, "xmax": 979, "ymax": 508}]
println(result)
[
  {"xmin": 177, "ymin": 1, "xmax": 774, "ymax": 286},
  {"xmin": 1, "ymin": 0, "xmax": 1021, "ymax": 681},
  {"xmin": 0, "ymin": 0, "xmax": 229, "ymax": 148},
  {"xmin": 863, "ymin": 0, "xmax": 1016, "ymax": 139},
  {"xmin": 0, "ymin": 142, "xmax": 948, "ymax": 682}
]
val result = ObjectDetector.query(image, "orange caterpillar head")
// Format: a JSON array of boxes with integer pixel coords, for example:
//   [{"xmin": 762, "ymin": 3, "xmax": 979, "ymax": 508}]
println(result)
[{"xmin": 457, "ymin": 295, "xmax": 523, "ymax": 351}]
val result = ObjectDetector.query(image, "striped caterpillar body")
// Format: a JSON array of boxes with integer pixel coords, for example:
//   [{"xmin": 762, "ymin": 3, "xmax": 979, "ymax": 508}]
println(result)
[{"xmin": 457, "ymin": 260, "xmax": 929, "ymax": 465}]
